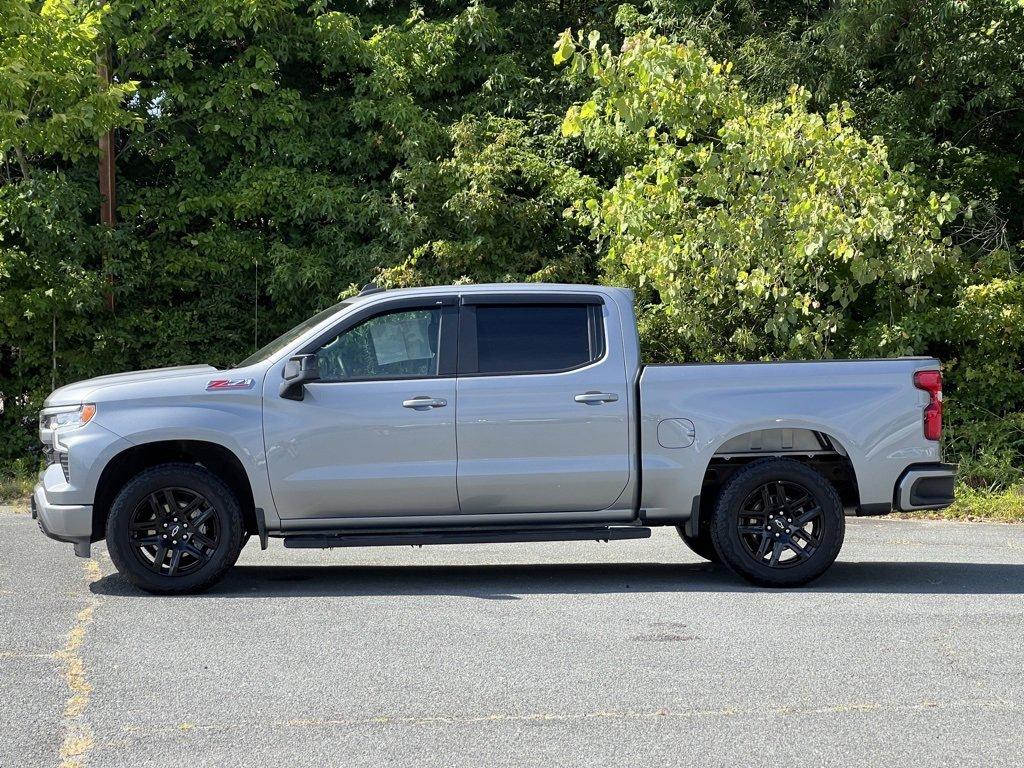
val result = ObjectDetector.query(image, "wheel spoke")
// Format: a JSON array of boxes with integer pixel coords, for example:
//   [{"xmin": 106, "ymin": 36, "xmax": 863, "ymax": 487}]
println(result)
[
  {"xmin": 786, "ymin": 540, "xmax": 810, "ymax": 560},
  {"xmin": 754, "ymin": 534, "xmax": 772, "ymax": 560},
  {"xmin": 167, "ymin": 549, "xmax": 183, "ymax": 577},
  {"xmin": 792, "ymin": 528, "xmax": 820, "ymax": 548},
  {"xmin": 795, "ymin": 506, "xmax": 821, "ymax": 526},
  {"xmin": 179, "ymin": 495, "xmax": 204, "ymax": 516},
  {"xmin": 134, "ymin": 534, "xmax": 162, "ymax": 546},
  {"xmin": 190, "ymin": 506, "xmax": 214, "ymax": 528},
  {"xmin": 190, "ymin": 530, "xmax": 215, "ymax": 549},
  {"xmin": 183, "ymin": 542, "xmax": 210, "ymax": 563},
  {"xmin": 130, "ymin": 518, "xmax": 158, "ymax": 532},
  {"xmin": 769, "ymin": 541, "xmax": 784, "ymax": 567},
  {"xmin": 738, "ymin": 524, "xmax": 765, "ymax": 535},
  {"xmin": 786, "ymin": 493, "xmax": 812, "ymax": 511},
  {"xmin": 151, "ymin": 545, "xmax": 167, "ymax": 572},
  {"xmin": 147, "ymin": 493, "xmax": 164, "ymax": 518},
  {"xmin": 162, "ymin": 489, "xmax": 178, "ymax": 515}
]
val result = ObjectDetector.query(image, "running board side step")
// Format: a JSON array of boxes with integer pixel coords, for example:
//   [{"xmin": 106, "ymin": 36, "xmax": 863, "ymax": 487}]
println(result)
[{"xmin": 282, "ymin": 526, "xmax": 652, "ymax": 549}]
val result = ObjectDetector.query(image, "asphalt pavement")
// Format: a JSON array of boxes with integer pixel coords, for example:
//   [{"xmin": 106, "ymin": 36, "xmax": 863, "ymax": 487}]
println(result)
[{"xmin": 2, "ymin": 506, "xmax": 1023, "ymax": 767}]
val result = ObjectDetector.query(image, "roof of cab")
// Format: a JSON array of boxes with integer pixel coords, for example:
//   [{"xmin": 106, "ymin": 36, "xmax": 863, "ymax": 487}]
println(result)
[{"xmin": 345, "ymin": 282, "xmax": 627, "ymax": 306}]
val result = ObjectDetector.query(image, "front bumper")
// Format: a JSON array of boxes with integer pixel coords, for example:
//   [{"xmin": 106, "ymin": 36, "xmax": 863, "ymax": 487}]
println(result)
[
  {"xmin": 895, "ymin": 463, "xmax": 956, "ymax": 512},
  {"xmin": 32, "ymin": 478, "xmax": 93, "ymax": 558}
]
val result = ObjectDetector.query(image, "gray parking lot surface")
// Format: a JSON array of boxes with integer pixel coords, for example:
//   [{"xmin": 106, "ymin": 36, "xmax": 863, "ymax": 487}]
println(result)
[{"xmin": 2, "ymin": 508, "xmax": 1023, "ymax": 767}]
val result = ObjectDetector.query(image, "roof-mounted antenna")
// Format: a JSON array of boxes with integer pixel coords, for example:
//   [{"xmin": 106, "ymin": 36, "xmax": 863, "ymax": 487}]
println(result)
[{"xmin": 359, "ymin": 282, "xmax": 386, "ymax": 296}]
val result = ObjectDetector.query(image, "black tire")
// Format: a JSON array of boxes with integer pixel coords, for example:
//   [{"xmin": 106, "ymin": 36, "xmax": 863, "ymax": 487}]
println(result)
[
  {"xmin": 709, "ymin": 458, "xmax": 844, "ymax": 587},
  {"xmin": 106, "ymin": 463, "xmax": 244, "ymax": 594},
  {"xmin": 675, "ymin": 525, "xmax": 721, "ymax": 563}
]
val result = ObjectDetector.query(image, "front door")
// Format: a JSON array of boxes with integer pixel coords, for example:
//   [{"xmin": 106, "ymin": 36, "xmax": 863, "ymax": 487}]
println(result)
[
  {"xmin": 455, "ymin": 295, "xmax": 632, "ymax": 515},
  {"xmin": 263, "ymin": 299, "xmax": 460, "ymax": 521}
]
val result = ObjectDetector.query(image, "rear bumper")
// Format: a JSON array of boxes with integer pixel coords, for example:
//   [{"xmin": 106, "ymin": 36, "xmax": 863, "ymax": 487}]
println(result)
[
  {"xmin": 32, "ymin": 481, "xmax": 93, "ymax": 557},
  {"xmin": 895, "ymin": 463, "xmax": 956, "ymax": 512}
]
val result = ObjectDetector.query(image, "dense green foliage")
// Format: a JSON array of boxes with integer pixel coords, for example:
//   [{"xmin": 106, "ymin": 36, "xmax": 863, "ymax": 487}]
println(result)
[
  {"xmin": 559, "ymin": 31, "xmax": 957, "ymax": 359},
  {"xmin": 1, "ymin": 0, "xmax": 1021, "ymax": 492}
]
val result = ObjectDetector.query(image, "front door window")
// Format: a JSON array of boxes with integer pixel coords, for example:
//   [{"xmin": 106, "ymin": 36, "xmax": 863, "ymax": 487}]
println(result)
[{"xmin": 315, "ymin": 308, "xmax": 441, "ymax": 381}]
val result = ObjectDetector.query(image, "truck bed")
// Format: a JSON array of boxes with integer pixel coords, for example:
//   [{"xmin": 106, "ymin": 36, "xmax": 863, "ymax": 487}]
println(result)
[{"xmin": 637, "ymin": 357, "xmax": 942, "ymax": 521}]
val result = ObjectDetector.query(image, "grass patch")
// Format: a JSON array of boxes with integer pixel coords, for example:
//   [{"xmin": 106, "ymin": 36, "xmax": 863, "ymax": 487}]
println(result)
[
  {"xmin": 0, "ymin": 473, "xmax": 34, "ymax": 505},
  {"xmin": 0, "ymin": 459, "xmax": 37, "ymax": 506},
  {"xmin": 899, "ymin": 484, "xmax": 1024, "ymax": 523}
]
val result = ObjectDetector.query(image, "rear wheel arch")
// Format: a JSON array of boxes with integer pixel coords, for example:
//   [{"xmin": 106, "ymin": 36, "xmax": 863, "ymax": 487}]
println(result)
[
  {"xmin": 693, "ymin": 428, "xmax": 861, "ymax": 525},
  {"xmin": 92, "ymin": 440, "xmax": 256, "ymax": 542}
]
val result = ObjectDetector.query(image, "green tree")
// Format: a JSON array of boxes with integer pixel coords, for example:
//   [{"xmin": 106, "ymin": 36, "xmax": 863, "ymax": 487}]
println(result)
[
  {"xmin": 558, "ymin": 29, "xmax": 958, "ymax": 360},
  {"xmin": 0, "ymin": 0, "xmax": 136, "ymax": 458}
]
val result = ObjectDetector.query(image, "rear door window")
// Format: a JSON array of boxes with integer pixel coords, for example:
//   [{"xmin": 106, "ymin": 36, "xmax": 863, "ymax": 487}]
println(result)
[{"xmin": 463, "ymin": 304, "xmax": 603, "ymax": 375}]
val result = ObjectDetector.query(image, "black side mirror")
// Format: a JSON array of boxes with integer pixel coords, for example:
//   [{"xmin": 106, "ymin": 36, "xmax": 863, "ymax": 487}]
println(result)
[{"xmin": 280, "ymin": 354, "xmax": 321, "ymax": 401}]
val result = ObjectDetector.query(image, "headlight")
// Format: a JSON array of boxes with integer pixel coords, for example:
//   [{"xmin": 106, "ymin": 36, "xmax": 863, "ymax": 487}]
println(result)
[{"xmin": 41, "ymin": 404, "xmax": 97, "ymax": 431}]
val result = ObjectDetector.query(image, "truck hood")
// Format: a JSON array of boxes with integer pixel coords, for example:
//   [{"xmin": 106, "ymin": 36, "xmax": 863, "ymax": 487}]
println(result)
[{"xmin": 44, "ymin": 365, "xmax": 218, "ymax": 408}]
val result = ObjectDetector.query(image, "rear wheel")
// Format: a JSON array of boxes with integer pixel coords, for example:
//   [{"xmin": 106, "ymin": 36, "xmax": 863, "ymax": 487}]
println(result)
[
  {"xmin": 709, "ymin": 458, "xmax": 844, "ymax": 587},
  {"xmin": 675, "ymin": 526, "xmax": 720, "ymax": 563},
  {"xmin": 106, "ymin": 463, "xmax": 244, "ymax": 594}
]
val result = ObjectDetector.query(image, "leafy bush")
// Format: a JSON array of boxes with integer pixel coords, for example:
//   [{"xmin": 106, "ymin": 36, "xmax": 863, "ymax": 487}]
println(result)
[{"xmin": 558, "ymin": 30, "xmax": 958, "ymax": 361}]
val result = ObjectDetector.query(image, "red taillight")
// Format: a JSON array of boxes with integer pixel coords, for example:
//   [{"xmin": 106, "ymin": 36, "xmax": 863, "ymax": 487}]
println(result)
[{"xmin": 914, "ymin": 370, "xmax": 943, "ymax": 441}]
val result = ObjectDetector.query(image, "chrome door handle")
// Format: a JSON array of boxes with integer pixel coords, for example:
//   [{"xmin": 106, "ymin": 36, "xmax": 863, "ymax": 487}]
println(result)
[
  {"xmin": 403, "ymin": 396, "xmax": 447, "ymax": 410},
  {"xmin": 574, "ymin": 392, "xmax": 619, "ymax": 404}
]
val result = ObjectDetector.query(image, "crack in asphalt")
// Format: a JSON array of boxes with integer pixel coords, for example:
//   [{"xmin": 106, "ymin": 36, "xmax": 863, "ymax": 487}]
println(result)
[{"xmin": 113, "ymin": 697, "xmax": 1018, "ymax": 739}]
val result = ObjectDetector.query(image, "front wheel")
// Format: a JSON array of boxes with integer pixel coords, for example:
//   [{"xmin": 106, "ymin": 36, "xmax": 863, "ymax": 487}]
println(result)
[
  {"xmin": 106, "ymin": 463, "xmax": 244, "ymax": 594},
  {"xmin": 709, "ymin": 458, "xmax": 845, "ymax": 587}
]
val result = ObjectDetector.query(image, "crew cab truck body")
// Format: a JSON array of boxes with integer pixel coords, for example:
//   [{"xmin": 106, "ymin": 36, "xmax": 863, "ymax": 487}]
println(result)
[{"xmin": 33, "ymin": 284, "xmax": 955, "ymax": 592}]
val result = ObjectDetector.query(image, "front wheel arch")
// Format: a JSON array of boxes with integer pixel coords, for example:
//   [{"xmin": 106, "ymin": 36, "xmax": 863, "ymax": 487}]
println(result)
[{"xmin": 92, "ymin": 440, "xmax": 256, "ymax": 543}]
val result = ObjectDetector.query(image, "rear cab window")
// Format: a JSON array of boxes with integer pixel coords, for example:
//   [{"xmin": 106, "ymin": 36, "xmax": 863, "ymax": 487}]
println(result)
[{"xmin": 458, "ymin": 297, "xmax": 605, "ymax": 375}]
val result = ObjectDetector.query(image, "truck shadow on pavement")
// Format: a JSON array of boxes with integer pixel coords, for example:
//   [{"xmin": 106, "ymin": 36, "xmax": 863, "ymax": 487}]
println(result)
[{"xmin": 90, "ymin": 560, "xmax": 1024, "ymax": 599}]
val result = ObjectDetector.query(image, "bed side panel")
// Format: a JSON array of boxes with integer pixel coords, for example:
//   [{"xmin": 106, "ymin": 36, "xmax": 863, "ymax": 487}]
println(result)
[{"xmin": 638, "ymin": 360, "xmax": 941, "ymax": 521}]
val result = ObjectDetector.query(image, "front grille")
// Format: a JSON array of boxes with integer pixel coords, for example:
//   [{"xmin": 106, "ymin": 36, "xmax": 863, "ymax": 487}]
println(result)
[{"xmin": 59, "ymin": 451, "xmax": 70, "ymax": 482}]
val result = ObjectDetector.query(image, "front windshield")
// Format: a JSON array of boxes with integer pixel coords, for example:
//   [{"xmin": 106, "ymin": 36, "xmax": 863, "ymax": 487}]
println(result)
[{"xmin": 235, "ymin": 300, "xmax": 351, "ymax": 368}]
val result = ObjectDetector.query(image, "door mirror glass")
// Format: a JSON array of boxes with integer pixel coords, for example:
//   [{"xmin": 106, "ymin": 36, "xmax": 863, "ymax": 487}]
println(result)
[{"xmin": 280, "ymin": 354, "xmax": 321, "ymax": 400}]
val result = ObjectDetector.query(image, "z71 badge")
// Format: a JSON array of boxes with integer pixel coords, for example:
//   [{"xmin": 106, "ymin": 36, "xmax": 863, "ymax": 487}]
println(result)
[{"xmin": 206, "ymin": 378, "xmax": 255, "ymax": 391}]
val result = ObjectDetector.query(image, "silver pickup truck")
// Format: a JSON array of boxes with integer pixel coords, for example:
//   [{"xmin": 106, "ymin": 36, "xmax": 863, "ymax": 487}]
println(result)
[{"xmin": 33, "ymin": 283, "xmax": 954, "ymax": 592}]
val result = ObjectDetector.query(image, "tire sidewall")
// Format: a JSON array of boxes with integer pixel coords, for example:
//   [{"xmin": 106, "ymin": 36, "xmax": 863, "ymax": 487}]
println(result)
[
  {"xmin": 710, "ymin": 459, "xmax": 845, "ymax": 587},
  {"xmin": 106, "ymin": 463, "xmax": 243, "ymax": 594},
  {"xmin": 676, "ymin": 525, "xmax": 721, "ymax": 563}
]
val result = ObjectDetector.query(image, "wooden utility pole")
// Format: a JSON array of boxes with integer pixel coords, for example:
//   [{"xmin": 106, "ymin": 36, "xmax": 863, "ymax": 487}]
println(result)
[{"xmin": 97, "ymin": 47, "xmax": 116, "ymax": 311}]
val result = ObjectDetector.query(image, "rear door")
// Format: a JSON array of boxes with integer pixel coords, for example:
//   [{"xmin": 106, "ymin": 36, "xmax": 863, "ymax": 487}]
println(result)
[{"xmin": 454, "ymin": 293, "xmax": 631, "ymax": 515}]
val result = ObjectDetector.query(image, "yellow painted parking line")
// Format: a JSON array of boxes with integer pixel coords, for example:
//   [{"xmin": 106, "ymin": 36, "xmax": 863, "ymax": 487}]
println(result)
[{"xmin": 57, "ymin": 558, "xmax": 102, "ymax": 768}]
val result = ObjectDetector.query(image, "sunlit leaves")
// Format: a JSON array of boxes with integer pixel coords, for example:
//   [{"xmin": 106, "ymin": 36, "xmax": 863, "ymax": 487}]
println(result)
[
  {"xmin": 0, "ymin": 0, "xmax": 138, "ymax": 166},
  {"xmin": 561, "ymin": 31, "xmax": 959, "ymax": 360}
]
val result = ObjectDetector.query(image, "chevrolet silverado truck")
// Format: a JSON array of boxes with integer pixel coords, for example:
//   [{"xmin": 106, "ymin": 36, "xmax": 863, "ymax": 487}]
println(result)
[{"xmin": 33, "ymin": 283, "xmax": 955, "ymax": 593}]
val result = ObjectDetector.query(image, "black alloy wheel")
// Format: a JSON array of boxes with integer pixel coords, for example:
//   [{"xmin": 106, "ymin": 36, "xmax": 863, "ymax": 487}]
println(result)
[
  {"xmin": 128, "ymin": 487, "xmax": 221, "ymax": 577},
  {"xmin": 709, "ymin": 458, "xmax": 845, "ymax": 587},
  {"xmin": 106, "ymin": 463, "xmax": 244, "ymax": 594},
  {"xmin": 736, "ymin": 480, "xmax": 823, "ymax": 569}
]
